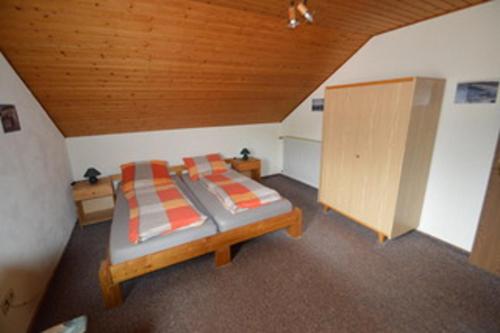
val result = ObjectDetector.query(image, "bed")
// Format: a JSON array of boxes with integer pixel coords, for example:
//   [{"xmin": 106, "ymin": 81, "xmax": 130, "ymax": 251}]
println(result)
[{"xmin": 99, "ymin": 163, "xmax": 302, "ymax": 308}]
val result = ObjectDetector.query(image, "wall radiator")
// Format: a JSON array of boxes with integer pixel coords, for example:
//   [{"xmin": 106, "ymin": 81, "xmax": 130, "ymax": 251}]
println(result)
[{"xmin": 282, "ymin": 136, "xmax": 321, "ymax": 188}]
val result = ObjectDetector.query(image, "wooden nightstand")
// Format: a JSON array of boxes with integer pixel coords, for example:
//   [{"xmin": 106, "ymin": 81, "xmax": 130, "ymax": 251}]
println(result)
[
  {"xmin": 72, "ymin": 176, "xmax": 115, "ymax": 227},
  {"xmin": 229, "ymin": 158, "xmax": 261, "ymax": 181}
]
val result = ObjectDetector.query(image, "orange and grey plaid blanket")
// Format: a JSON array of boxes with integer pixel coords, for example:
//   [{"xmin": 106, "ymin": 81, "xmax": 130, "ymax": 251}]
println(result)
[
  {"xmin": 121, "ymin": 161, "xmax": 207, "ymax": 244},
  {"xmin": 201, "ymin": 170, "xmax": 281, "ymax": 214}
]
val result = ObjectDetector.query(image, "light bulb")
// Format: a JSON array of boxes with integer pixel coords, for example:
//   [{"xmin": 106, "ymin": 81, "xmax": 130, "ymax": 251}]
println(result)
[
  {"xmin": 297, "ymin": 2, "xmax": 313, "ymax": 23},
  {"xmin": 288, "ymin": 5, "xmax": 299, "ymax": 28}
]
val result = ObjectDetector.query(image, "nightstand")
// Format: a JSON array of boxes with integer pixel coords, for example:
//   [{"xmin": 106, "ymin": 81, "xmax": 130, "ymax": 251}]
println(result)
[
  {"xmin": 72, "ymin": 176, "xmax": 115, "ymax": 227},
  {"xmin": 229, "ymin": 158, "xmax": 261, "ymax": 181}
]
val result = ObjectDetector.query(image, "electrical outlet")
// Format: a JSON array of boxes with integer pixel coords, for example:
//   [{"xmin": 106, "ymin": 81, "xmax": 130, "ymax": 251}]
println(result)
[{"xmin": 1, "ymin": 289, "xmax": 14, "ymax": 316}]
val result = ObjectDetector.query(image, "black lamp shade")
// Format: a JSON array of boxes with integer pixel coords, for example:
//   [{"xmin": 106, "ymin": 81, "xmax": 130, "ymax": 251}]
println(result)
[
  {"xmin": 240, "ymin": 148, "xmax": 251, "ymax": 160},
  {"xmin": 84, "ymin": 167, "xmax": 101, "ymax": 184}
]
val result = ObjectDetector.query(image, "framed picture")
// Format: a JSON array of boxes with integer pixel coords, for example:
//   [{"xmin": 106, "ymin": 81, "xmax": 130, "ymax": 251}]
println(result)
[
  {"xmin": 455, "ymin": 81, "xmax": 499, "ymax": 104},
  {"xmin": 0, "ymin": 104, "xmax": 21, "ymax": 133},
  {"xmin": 312, "ymin": 98, "xmax": 324, "ymax": 112}
]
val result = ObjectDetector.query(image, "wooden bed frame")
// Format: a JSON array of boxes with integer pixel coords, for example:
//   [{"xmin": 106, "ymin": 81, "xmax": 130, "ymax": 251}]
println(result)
[{"xmin": 99, "ymin": 161, "xmax": 303, "ymax": 308}]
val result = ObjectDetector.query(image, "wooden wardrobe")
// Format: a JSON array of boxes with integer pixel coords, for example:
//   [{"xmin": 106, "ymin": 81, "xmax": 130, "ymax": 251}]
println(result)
[
  {"xmin": 470, "ymin": 134, "xmax": 500, "ymax": 276},
  {"xmin": 319, "ymin": 77, "xmax": 445, "ymax": 242}
]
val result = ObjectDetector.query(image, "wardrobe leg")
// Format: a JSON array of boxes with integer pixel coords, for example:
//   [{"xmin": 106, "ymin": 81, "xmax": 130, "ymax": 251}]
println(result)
[
  {"xmin": 322, "ymin": 204, "xmax": 330, "ymax": 214},
  {"xmin": 377, "ymin": 232, "xmax": 387, "ymax": 243}
]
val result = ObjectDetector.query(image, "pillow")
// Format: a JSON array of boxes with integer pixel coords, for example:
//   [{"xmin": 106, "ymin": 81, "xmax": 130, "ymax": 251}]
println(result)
[
  {"xmin": 183, "ymin": 153, "xmax": 228, "ymax": 180},
  {"xmin": 121, "ymin": 160, "xmax": 172, "ymax": 193}
]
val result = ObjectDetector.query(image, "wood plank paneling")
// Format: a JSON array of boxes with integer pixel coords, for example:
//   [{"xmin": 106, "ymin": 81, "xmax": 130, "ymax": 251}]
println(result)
[{"xmin": 0, "ymin": 0, "xmax": 486, "ymax": 136}]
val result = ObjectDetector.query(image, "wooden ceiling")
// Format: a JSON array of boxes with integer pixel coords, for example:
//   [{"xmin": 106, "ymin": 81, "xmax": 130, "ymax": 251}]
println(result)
[{"xmin": 0, "ymin": 0, "xmax": 485, "ymax": 137}]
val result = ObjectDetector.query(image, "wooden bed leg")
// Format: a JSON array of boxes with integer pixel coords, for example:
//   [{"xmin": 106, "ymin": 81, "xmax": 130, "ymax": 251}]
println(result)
[
  {"xmin": 99, "ymin": 259, "xmax": 123, "ymax": 308},
  {"xmin": 215, "ymin": 246, "xmax": 231, "ymax": 268},
  {"xmin": 322, "ymin": 204, "xmax": 330, "ymax": 214},
  {"xmin": 377, "ymin": 232, "xmax": 387, "ymax": 243},
  {"xmin": 287, "ymin": 208, "xmax": 303, "ymax": 239}
]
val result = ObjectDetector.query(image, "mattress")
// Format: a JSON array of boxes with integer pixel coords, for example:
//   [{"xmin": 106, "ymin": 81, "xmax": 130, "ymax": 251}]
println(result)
[
  {"xmin": 181, "ymin": 174, "xmax": 293, "ymax": 232},
  {"xmin": 109, "ymin": 176, "xmax": 218, "ymax": 265}
]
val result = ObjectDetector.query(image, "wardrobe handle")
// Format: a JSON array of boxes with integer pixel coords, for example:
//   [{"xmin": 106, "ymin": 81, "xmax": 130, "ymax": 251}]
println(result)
[{"xmin": 355, "ymin": 154, "xmax": 360, "ymax": 159}]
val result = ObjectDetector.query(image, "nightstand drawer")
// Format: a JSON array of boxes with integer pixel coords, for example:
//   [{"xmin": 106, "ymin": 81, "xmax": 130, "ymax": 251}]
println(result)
[
  {"xmin": 234, "ymin": 160, "xmax": 260, "ymax": 171},
  {"xmin": 73, "ymin": 177, "xmax": 114, "ymax": 201}
]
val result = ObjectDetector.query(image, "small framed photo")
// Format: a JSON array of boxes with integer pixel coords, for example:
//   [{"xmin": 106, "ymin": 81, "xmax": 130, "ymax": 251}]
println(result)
[
  {"xmin": 312, "ymin": 98, "xmax": 324, "ymax": 112},
  {"xmin": 0, "ymin": 105, "xmax": 21, "ymax": 133},
  {"xmin": 455, "ymin": 81, "xmax": 499, "ymax": 104}
]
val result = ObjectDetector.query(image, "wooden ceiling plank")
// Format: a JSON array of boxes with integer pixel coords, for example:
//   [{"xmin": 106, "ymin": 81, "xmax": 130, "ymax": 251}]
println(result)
[
  {"xmin": 362, "ymin": 3, "xmax": 426, "ymax": 22},
  {"xmin": 420, "ymin": 0, "xmax": 455, "ymax": 11},
  {"xmin": 407, "ymin": 0, "xmax": 451, "ymax": 15},
  {"xmin": 324, "ymin": 1, "xmax": 413, "ymax": 27},
  {"xmin": 0, "ymin": 0, "xmax": 487, "ymax": 136},
  {"xmin": 0, "ymin": 9, "xmax": 367, "ymax": 57}
]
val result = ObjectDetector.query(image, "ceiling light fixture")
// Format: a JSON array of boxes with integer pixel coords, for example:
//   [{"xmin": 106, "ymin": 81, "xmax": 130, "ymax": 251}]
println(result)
[
  {"xmin": 287, "ymin": 1, "xmax": 314, "ymax": 29},
  {"xmin": 288, "ymin": 2, "xmax": 300, "ymax": 29},
  {"xmin": 297, "ymin": 1, "xmax": 314, "ymax": 23}
]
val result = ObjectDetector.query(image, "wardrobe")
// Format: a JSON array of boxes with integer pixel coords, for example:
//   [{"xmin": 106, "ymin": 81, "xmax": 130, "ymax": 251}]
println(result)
[
  {"xmin": 470, "ymin": 134, "xmax": 500, "ymax": 276},
  {"xmin": 319, "ymin": 77, "xmax": 445, "ymax": 242}
]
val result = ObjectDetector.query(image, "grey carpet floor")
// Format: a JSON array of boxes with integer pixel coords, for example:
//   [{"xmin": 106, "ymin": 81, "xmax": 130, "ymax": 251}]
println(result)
[{"xmin": 32, "ymin": 175, "xmax": 500, "ymax": 333}]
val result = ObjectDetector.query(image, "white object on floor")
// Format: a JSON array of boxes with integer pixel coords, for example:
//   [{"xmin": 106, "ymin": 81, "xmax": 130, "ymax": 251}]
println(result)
[{"xmin": 42, "ymin": 315, "xmax": 87, "ymax": 333}]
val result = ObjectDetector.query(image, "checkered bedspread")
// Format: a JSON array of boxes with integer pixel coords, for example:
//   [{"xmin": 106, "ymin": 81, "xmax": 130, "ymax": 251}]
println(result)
[
  {"xmin": 201, "ymin": 170, "xmax": 281, "ymax": 214},
  {"xmin": 121, "ymin": 161, "xmax": 207, "ymax": 244}
]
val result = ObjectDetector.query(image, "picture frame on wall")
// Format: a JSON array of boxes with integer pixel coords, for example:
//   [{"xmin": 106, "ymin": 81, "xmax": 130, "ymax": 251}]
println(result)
[
  {"xmin": 455, "ymin": 81, "xmax": 499, "ymax": 104},
  {"xmin": 0, "ymin": 104, "xmax": 21, "ymax": 133},
  {"xmin": 312, "ymin": 98, "xmax": 324, "ymax": 112}
]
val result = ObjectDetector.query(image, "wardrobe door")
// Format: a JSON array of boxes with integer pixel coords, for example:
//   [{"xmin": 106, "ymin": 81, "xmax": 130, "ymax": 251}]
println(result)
[
  {"xmin": 351, "ymin": 82, "xmax": 414, "ymax": 234},
  {"xmin": 319, "ymin": 88, "xmax": 362, "ymax": 214}
]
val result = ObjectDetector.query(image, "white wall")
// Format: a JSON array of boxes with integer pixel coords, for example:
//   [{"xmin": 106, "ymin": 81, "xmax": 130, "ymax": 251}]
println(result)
[
  {"xmin": 0, "ymin": 54, "xmax": 75, "ymax": 332},
  {"xmin": 66, "ymin": 123, "xmax": 282, "ymax": 179},
  {"xmin": 281, "ymin": 1, "xmax": 500, "ymax": 251}
]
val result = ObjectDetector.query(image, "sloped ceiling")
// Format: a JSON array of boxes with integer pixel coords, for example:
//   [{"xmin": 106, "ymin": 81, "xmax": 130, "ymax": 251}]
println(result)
[{"xmin": 0, "ymin": 0, "xmax": 485, "ymax": 137}]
